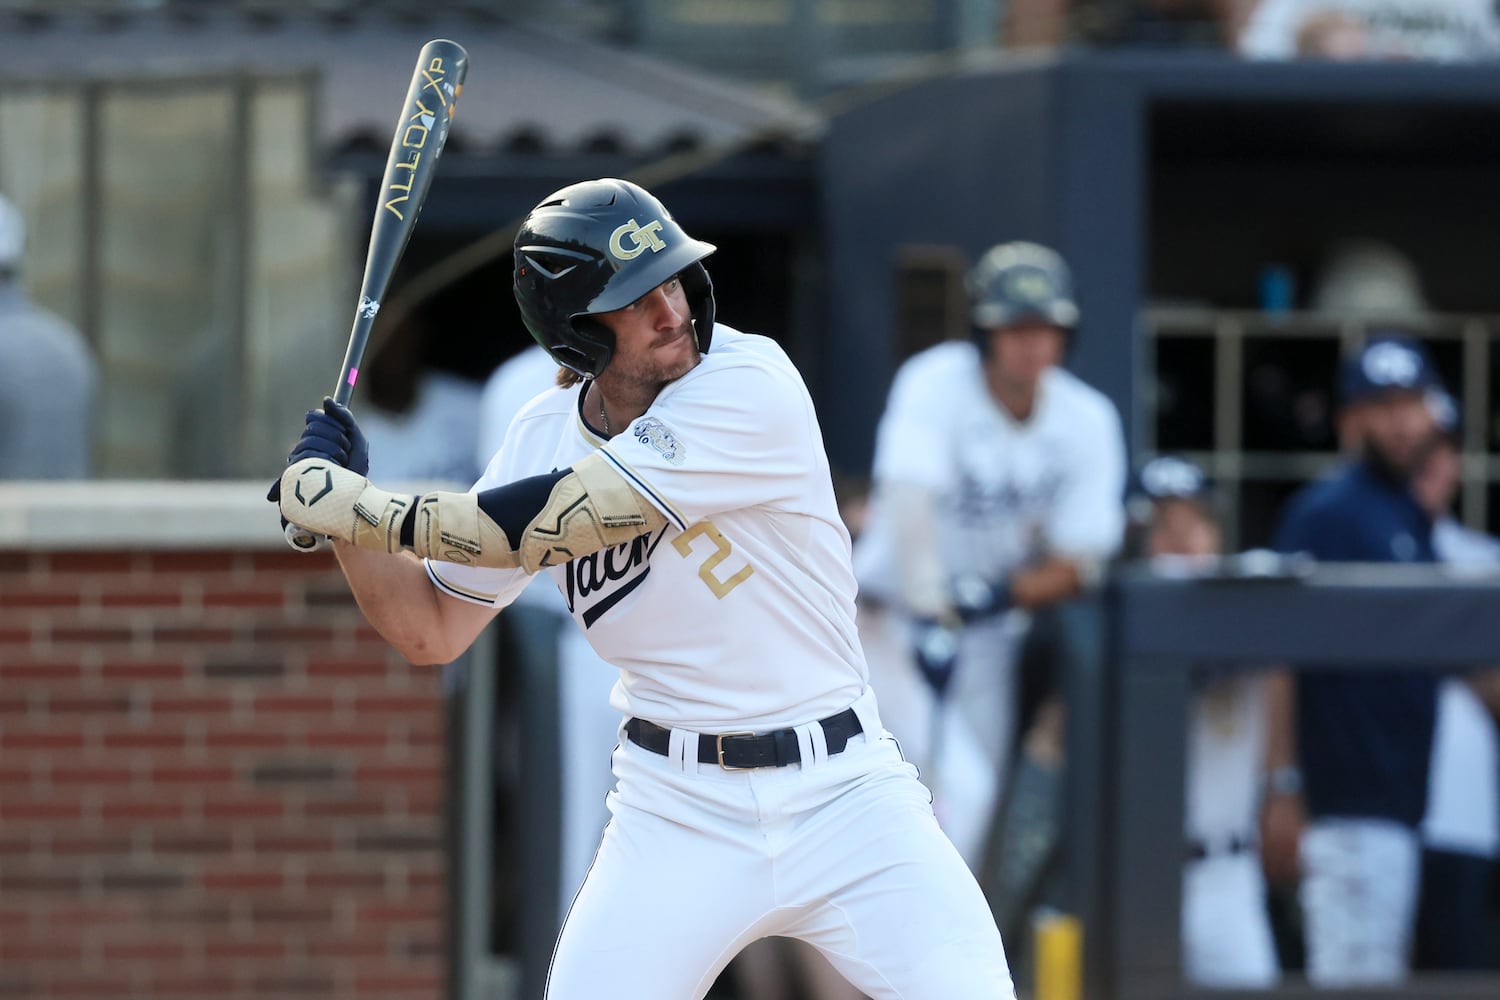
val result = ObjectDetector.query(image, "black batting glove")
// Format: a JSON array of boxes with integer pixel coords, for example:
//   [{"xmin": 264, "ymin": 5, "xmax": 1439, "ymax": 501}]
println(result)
[
  {"xmin": 267, "ymin": 397, "xmax": 371, "ymax": 503},
  {"xmin": 951, "ymin": 573, "xmax": 1013, "ymax": 625},
  {"xmin": 912, "ymin": 619, "xmax": 962, "ymax": 697}
]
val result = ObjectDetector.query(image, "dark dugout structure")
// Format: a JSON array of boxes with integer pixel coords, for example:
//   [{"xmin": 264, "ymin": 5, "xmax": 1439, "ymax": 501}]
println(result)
[
  {"xmin": 818, "ymin": 53, "xmax": 1500, "ymax": 482},
  {"xmin": 819, "ymin": 50, "xmax": 1500, "ymax": 1000}
]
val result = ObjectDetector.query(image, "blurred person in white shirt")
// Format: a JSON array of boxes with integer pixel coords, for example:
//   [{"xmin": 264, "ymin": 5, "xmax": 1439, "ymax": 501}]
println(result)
[{"xmin": 1409, "ymin": 390, "xmax": 1500, "ymax": 971}]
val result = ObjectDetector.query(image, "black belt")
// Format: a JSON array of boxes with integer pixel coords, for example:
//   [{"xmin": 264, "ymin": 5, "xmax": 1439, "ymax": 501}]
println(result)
[{"xmin": 625, "ymin": 708, "xmax": 863, "ymax": 770}]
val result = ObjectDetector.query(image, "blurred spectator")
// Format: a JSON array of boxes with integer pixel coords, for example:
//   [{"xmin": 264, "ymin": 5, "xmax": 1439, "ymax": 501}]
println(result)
[
  {"xmin": 1132, "ymin": 456, "xmax": 1281, "ymax": 987},
  {"xmin": 853, "ymin": 242, "xmax": 1126, "ymax": 873},
  {"xmin": 360, "ymin": 311, "xmax": 482, "ymax": 485},
  {"xmin": 0, "ymin": 191, "xmax": 97, "ymax": 479},
  {"xmin": 477, "ymin": 344, "xmax": 621, "ymax": 927},
  {"xmin": 1409, "ymin": 390, "xmax": 1500, "ymax": 971},
  {"xmin": 1314, "ymin": 239, "xmax": 1437, "ymax": 462},
  {"xmin": 1239, "ymin": 0, "xmax": 1500, "ymax": 59},
  {"xmin": 1267, "ymin": 334, "xmax": 1442, "ymax": 986},
  {"xmin": 477, "ymin": 343, "xmax": 562, "ymax": 470}
]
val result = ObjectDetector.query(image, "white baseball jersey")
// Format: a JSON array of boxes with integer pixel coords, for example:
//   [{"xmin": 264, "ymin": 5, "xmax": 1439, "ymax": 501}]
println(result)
[
  {"xmin": 1423, "ymin": 516, "xmax": 1500, "ymax": 858},
  {"xmin": 1186, "ymin": 675, "xmax": 1268, "ymax": 847},
  {"xmin": 854, "ymin": 341, "xmax": 1127, "ymax": 604},
  {"xmin": 426, "ymin": 326, "xmax": 867, "ymax": 732},
  {"xmin": 1239, "ymin": 0, "xmax": 1500, "ymax": 59}
]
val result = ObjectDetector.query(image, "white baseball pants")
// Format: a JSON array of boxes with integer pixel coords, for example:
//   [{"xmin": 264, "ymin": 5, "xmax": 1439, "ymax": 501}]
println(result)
[
  {"xmin": 1299, "ymin": 818, "xmax": 1420, "ymax": 986},
  {"xmin": 857, "ymin": 605, "xmax": 1021, "ymax": 869},
  {"xmin": 1180, "ymin": 852, "xmax": 1279, "ymax": 987},
  {"xmin": 544, "ymin": 690, "xmax": 1016, "ymax": 999}
]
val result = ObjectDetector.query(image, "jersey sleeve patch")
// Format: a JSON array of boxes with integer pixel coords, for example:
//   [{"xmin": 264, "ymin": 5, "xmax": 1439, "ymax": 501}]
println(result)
[{"xmin": 630, "ymin": 416, "xmax": 686, "ymax": 466}]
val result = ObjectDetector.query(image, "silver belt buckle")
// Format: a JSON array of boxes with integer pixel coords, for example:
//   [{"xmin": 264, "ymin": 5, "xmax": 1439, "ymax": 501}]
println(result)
[{"xmin": 715, "ymin": 731, "xmax": 755, "ymax": 769}]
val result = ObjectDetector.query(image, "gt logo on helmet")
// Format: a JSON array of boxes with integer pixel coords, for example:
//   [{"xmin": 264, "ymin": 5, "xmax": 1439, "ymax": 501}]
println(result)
[
  {"xmin": 609, "ymin": 218, "xmax": 667, "ymax": 260},
  {"xmin": 1005, "ymin": 269, "xmax": 1053, "ymax": 304}
]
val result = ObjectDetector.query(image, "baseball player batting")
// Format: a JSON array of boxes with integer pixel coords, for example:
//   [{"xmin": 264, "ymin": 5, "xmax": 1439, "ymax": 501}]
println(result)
[{"xmin": 273, "ymin": 178, "xmax": 1016, "ymax": 999}]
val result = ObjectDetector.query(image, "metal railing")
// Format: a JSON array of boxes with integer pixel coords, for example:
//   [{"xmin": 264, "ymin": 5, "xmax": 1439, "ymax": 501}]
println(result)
[{"xmin": 1070, "ymin": 562, "xmax": 1500, "ymax": 1000}]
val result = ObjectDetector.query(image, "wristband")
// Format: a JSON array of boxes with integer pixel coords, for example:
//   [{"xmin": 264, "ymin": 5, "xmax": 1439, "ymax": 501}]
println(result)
[{"xmin": 1265, "ymin": 765, "xmax": 1303, "ymax": 797}]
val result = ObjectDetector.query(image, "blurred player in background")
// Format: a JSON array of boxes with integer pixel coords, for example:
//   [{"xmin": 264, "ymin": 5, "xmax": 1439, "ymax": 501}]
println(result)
[
  {"xmin": 1267, "ymin": 334, "xmax": 1442, "ymax": 986},
  {"xmin": 476, "ymin": 344, "xmax": 621, "ymax": 931},
  {"xmin": 0, "ymin": 191, "xmax": 97, "ymax": 480},
  {"xmin": 1131, "ymin": 456, "xmax": 1280, "ymax": 987},
  {"xmin": 359, "ymin": 311, "xmax": 483, "ymax": 487},
  {"xmin": 1409, "ymin": 389, "xmax": 1500, "ymax": 972},
  {"xmin": 853, "ymin": 241, "xmax": 1126, "ymax": 869}
]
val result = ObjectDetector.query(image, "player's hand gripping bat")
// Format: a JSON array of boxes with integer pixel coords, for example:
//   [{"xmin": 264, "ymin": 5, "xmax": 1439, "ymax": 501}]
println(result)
[{"xmin": 283, "ymin": 38, "xmax": 469, "ymax": 552}]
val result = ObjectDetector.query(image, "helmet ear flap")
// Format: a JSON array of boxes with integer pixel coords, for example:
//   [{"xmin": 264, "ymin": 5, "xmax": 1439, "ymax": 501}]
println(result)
[
  {"xmin": 679, "ymin": 261, "xmax": 716, "ymax": 355},
  {"xmin": 569, "ymin": 318, "xmax": 615, "ymax": 379},
  {"xmin": 971, "ymin": 324, "xmax": 993, "ymax": 358}
]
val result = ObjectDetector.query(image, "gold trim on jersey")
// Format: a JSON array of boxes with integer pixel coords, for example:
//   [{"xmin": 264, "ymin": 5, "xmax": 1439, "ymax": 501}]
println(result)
[
  {"xmin": 597, "ymin": 448, "xmax": 689, "ymax": 530},
  {"xmin": 427, "ymin": 562, "xmax": 502, "ymax": 604}
]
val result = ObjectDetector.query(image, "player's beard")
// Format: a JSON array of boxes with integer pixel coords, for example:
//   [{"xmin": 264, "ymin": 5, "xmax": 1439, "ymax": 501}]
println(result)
[
  {"xmin": 603, "ymin": 318, "xmax": 701, "ymax": 396},
  {"xmin": 1362, "ymin": 434, "xmax": 1415, "ymax": 486}
]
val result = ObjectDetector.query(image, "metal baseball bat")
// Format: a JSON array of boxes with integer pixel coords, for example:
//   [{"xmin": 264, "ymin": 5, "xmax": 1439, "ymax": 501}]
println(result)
[{"xmin": 284, "ymin": 38, "xmax": 469, "ymax": 552}]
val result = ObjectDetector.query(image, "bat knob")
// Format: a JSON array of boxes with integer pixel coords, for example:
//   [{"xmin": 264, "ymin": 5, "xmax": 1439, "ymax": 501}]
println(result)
[{"xmin": 283, "ymin": 521, "xmax": 330, "ymax": 553}]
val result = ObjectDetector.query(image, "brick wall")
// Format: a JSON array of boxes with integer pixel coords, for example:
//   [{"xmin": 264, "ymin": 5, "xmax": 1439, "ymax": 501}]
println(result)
[{"xmin": 0, "ymin": 546, "xmax": 448, "ymax": 1000}]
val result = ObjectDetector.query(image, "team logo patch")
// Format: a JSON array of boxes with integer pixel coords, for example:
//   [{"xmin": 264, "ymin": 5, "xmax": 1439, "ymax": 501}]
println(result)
[
  {"xmin": 633, "ymin": 417, "xmax": 685, "ymax": 465},
  {"xmin": 608, "ymin": 218, "xmax": 667, "ymax": 260}
]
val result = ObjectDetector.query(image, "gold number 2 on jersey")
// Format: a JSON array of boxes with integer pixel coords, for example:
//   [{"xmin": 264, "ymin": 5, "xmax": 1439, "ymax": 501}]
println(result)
[{"xmin": 673, "ymin": 522, "xmax": 754, "ymax": 599}]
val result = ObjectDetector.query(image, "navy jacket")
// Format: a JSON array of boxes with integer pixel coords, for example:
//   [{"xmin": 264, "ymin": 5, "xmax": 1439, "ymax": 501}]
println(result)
[{"xmin": 1274, "ymin": 460, "xmax": 1438, "ymax": 827}]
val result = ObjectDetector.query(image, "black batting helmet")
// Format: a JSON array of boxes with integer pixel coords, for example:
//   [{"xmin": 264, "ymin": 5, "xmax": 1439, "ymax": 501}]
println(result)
[
  {"xmin": 966, "ymin": 242, "xmax": 1079, "ymax": 343},
  {"xmin": 513, "ymin": 178, "xmax": 716, "ymax": 379}
]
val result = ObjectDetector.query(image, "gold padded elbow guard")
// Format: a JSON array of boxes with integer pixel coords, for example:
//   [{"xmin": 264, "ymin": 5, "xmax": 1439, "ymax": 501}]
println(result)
[
  {"xmin": 516, "ymin": 452, "xmax": 667, "ymax": 571},
  {"xmin": 412, "ymin": 452, "xmax": 665, "ymax": 571}
]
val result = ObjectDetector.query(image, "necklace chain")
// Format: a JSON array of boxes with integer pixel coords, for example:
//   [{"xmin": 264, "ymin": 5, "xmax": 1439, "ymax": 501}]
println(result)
[{"xmin": 598, "ymin": 388, "xmax": 610, "ymax": 436}]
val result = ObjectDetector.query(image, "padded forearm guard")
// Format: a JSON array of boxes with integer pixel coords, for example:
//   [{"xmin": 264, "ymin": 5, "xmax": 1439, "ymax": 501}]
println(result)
[
  {"xmin": 278, "ymin": 459, "xmax": 413, "ymax": 555},
  {"xmin": 278, "ymin": 453, "xmax": 665, "ymax": 573}
]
